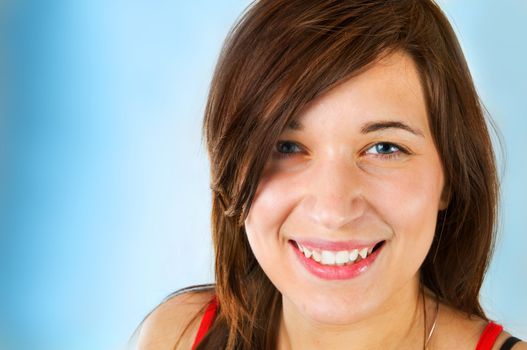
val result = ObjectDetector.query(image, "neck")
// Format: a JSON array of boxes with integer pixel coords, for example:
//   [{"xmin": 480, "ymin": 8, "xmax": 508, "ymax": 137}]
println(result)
[{"xmin": 277, "ymin": 279, "xmax": 428, "ymax": 350}]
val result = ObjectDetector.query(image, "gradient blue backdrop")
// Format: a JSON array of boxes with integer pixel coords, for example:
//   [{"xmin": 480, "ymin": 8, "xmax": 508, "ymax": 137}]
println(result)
[{"xmin": 2, "ymin": 1, "xmax": 526, "ymax": 349}]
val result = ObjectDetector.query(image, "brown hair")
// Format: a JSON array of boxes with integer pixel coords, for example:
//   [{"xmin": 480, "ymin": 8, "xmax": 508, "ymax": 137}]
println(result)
[{"xmin": 196, "ymin": 0, "xmax": 500, "ymax": 348}]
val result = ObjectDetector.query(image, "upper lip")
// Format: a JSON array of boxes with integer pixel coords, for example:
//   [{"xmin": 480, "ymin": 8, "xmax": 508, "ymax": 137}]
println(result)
[{"xmin": 291, "ymin": 238, "xmax": 385, "ymax": 251}]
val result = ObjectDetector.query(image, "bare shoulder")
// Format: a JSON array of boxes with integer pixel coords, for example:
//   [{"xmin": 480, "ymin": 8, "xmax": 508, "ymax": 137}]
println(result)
[
  {"xmin": 135, "ymin": 287, "xmax": 215, "ymax": 350},
  {"xmin": 430, "ymin": 302, "xmax": 492, "ymax": 349},
  {"xmin": 430, "ymin": 301, "xmax": 526, "ymax": 350},
  {"xmin": 492, "ymin": 330, "xmax": 527, "ymax": 350},
  {"xmin": 510, "ymin": 340, "xmax": 527, "ymax": 350}
]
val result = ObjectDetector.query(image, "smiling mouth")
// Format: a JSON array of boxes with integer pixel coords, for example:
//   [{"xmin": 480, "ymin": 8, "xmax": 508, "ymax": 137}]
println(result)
[{"xmin": 290, "ymin": 240, "xmax": 386, "ymax": 266}]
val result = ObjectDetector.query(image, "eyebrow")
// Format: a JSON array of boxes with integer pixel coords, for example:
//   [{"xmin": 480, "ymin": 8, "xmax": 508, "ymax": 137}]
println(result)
[
  {"xmin": 360, "ymin": 120, "xmax": 424, "ymax": 138},
  {"xmin": 287, "ymin": 119, "xmax": 424, "ymax": 138},
  {"xmin": 287, "ymin": 119, "xmax": 303, "ymax": 131}
]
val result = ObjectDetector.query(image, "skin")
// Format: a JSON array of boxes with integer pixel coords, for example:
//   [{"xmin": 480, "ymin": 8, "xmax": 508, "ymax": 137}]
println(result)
[
  {"xmin": 241, "ymin": 50, "xmax": 527, "ymax": 350},
  {"xmin": 134, "ymin": 49, "xmax": 527, "ymax": 350},
  {"xmin": 243, "ymin": 49, "xmax": 451, "ymax": 349}
]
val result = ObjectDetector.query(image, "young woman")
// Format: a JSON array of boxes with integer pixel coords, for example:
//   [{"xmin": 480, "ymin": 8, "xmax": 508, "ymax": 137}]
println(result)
[{"xmin": 135, "ymin": 1, "xmax": 525, "ymax": 349}]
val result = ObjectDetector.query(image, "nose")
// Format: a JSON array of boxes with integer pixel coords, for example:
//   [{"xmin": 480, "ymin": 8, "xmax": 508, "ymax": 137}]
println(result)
[{"xmin": 303, "ymin": 158, "xmax": 365, "ymax": 231}]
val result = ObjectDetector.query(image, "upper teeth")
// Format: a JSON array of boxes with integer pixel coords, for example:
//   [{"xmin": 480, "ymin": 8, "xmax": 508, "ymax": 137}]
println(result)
[{"xmin": 297, "ymin": 242, "xmax": 374, "ymax": 266}]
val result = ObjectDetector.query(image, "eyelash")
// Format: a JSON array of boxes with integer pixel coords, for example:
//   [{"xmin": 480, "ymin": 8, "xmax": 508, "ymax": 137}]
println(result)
[{"xmin": 273, "ymin": 140, "xmax": 409, "ymax": 160}]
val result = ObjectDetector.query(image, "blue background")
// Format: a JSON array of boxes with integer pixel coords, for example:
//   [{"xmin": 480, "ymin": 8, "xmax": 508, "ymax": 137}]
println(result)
[{"xmin": 2, "ymin": 1, "xmax": 526, "ymax": 349}]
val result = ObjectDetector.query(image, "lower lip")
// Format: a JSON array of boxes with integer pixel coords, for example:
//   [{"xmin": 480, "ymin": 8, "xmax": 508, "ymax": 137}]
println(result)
[{"xmin": 291, "ymin": 241, "xmax": 384, "ymax": 280}]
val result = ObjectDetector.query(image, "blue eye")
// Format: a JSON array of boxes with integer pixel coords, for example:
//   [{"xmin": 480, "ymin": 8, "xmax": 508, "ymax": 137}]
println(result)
[
  {"xmin": 274, "ymin": 141, "xmax": 302, "ymax": 159},
  {"xmin": 273, "ymin": 141, "xmax": 408, "ymax": 161},
  {"xmin": 365, "ymin": 142, "xmax": 407, "ymax": 159}
]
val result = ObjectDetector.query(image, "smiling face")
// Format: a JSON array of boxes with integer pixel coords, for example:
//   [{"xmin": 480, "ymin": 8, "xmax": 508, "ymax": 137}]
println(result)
[{"xmin": 243, "ymin": 50, "xmax": 447, "ymax": 325}]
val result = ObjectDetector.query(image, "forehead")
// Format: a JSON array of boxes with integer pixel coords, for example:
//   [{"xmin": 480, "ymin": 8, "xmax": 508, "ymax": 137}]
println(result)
[{"xmin": 287, "ymin": 50, "xmax": 430, "ymax": 135}]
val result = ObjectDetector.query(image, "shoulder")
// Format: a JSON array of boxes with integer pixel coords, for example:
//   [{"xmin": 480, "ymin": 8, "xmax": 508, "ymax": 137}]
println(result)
[
  {"xmin": 431, "ymin": 301, "xmax": 526, "ymax": 350},
  {"xmin": 492, "ymin": 330, "xmax": 527, "ymax": 350},
  {"xmin": 431, "ymin": 303, "xmax": 488, "ymax": 349},
  {"xmin": 135, "ymin": 285, "xmax": 216, "ymax": 350}
]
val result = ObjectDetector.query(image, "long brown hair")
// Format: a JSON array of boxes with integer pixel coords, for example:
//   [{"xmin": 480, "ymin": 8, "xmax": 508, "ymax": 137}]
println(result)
[{"xmin": 197, "ymin": 0, "xmax": 500, "ymax": 348}]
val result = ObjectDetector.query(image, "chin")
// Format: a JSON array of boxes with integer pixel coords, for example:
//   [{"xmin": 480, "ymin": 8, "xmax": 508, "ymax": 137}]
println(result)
[
  {"xmin": 304, "ymin": 302, "xmax": 375, "ymax": 326},
  {"xmin": 289, "ymin": 289, "xmax": 382, "ymax": 326}
]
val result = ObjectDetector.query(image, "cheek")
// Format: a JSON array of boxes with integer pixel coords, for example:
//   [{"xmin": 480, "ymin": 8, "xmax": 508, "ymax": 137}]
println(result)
[
  {"xmin": 244, "ymin": 174, "xmax": 298, "ymax": 258},
  {"xmin": 246, "ymin": 174, "xmax": 296, "ymax": 228},
  {"xmin": 365, "ymin": 158, "xmax": 444, "ymax": 259}
]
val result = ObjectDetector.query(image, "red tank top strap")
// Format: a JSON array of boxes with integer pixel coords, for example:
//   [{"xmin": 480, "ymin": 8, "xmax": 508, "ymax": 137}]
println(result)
[
  {"xmin": 475, "ymin": 321, "xmax": 503, "ymax": 350},
  {"xmin": 191, "ymin": 295, "xmax": 218, "ymax": 350}
]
